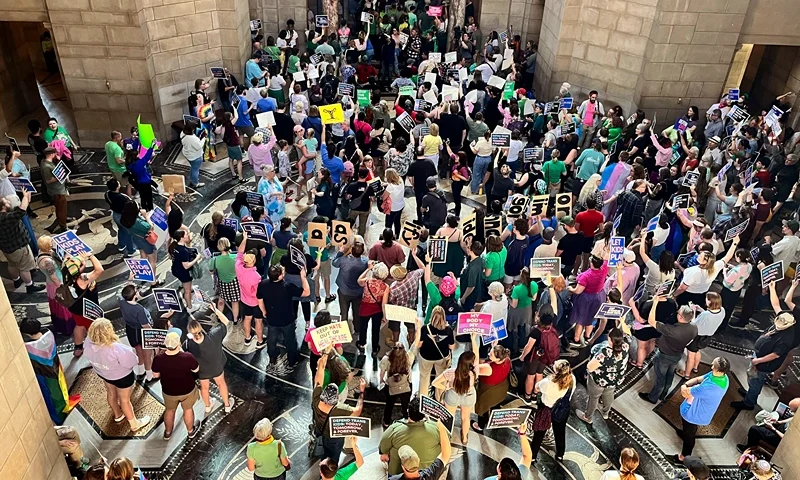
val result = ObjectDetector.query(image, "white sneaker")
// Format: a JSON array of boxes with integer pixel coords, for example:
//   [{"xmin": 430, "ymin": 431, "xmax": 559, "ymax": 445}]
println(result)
[
  {"xmin": 224, "ymin": 397, "xmax": 233, "ymax": 413},
  {"xmin": 145, "ymin": 370, "xmax": 154, "ymax": 381},
  {"xmin": 204, "ymin": 398, "xmax": 217, "ymax": 414},
  {"xmin": 131, "ymin": 415, "xmax": 151, "ymax": 431}
]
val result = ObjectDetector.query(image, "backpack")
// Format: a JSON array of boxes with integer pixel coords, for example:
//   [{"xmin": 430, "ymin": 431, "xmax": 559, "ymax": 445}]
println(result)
[
  {"xmin": 55, "ymin": 283, "xmax": 78, "ymax": 309},
  {"xmin": 551, "ymin": 383, "xmax": 574, "ymax": 423},
  {"xmin": 438, "ymin": 295, "xmax": 462, "ymax": 328},
  {"xmin": 535, "ymin": 326, "xmax": 560, "ymax": 366}
]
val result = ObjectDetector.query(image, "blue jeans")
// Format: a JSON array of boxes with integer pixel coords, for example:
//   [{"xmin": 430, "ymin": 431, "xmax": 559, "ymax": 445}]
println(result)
[
  {"xmin": 189, "ymin": 156, "xmax": 202, "ymax": 185},
  {"xmin": 648, "ymin": 351, "xmax": 681, "ymax": 402},
  {"xmin": 744, "ymin": 369, "xmax": 769, "ymax": 407},
  {"xmin": 471, "ymin": 155, "xmax": 491, "ymax": 194},
  {"xmin": 113, "ymin": 212, "xmax": 136, "ymax": 253}
]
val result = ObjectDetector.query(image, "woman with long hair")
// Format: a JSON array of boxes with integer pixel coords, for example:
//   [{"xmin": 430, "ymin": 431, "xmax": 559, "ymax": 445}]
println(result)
[
  {"xmin": 332, "ymin": 238, "xmax": 368, "ymax": 335},
  {"xmin": 417, "ymin": 305, "xmax": 455, "ymax": 400},
  {"xmin": 312, "ymin": 167, "xmax": 335, "ymax": 221},
  {"xmin": 186, "ymin": 305, "xmax": 232, "ymax": 414},
  {"xmin": 202, "ymin": 211, "xmax": 237, "ymax": 254},
  {"xmin": 730, "ymin": 243, "xmax": 773, "ymax": 329},
  {"xmin": 483, "ymin": 234, "xmax": 507, "ymax": 287},
  {"xmin": 530, "ymin": 359, "xmax": 575, "ymax": 463},
  {"xmin": 599, "ymin": 448, "xmax": 644, "ymax": 480},
  {"xmin": 674, "ymin": 237, "xmax": 739, "ymax": 307},
  {"xmin": 508, "ymin": 267, "xmax": 537, "ymax": 354},
  {"xmin": 432, "ymin": 334, "xmax": 492, "ymax": 444},
  {"xmin": 473, "ymin": 344, "xmax": 512, "ymax": 431},
  {"xmin": 643, "ymin": 167, "xmax": 671, "ymax": 221},
  {"xmin": 451, "ymin": 151, "xmax": 471, "ymax": 216},
  {"xmin": 209, "ymin": 237, "xmax": 240, "ymax": 323},
  {"xmin": 62, "ymin": 252, "xmax": 104, "ymax": 357},
  {"xmin": 719, "ymin": 248, "xmax": 752, "ymax": 332},
  {"xmin": 169, "ymin": 230, "xmax": 203, "ymax": 311},
  {"xmin": 384, "ymin": 168, "xmax": 405, "ymax": 236},
  {"xmin": 368, "ymin": 228, "xmax": 405, "ymax": 268},
  {"xmin": 246, "ymin": 418, "xmax": 292, "ymax": 480},
  {"xmin": 568, "ymin": 254, "xmax": 609, "ymax": 347},
  {"xmin": 432, "ymin": 216, "xmax": 468, "ymax": 286},
  {"xmin": 214, "ymin": 110, "xmax": 245, "ymax": 183},
  {"xmin": 230, "ymin": 190, "xmax": 252, "ymax": 222},
  {"xmin": 36, "ymin": 235, "xmax": 74, "ymax": 335},
  {"xmin": 107, "ymin": 457, "xmax": 144, "ymax": 480},
  {"xmin": 304, "ymin": 310, "xmax": 345, "ymax": 380},
  {"xmin": 637, "ymin": 229, "xmax": 676, "ymax": 300},
  {"xmin": 379, "ymin": 318, "xmax": 421, "ymax": 427},
  {"xmin": 120, "ymin": 200, "xmax": 160, "ymax": 288},
  {"xmin": 578, "ymin": 328, "xmax": 628, "ymax": 423},
  {"xmin": 82, "ymin": 319, "xmax": 151, "ymax": 431},
  {"xmin": 576, "ymin": 173, "xmax": 603, "ymax": 213},
  {"xmin": 386, "ymin": 136, "xmax": 413, "ymax": 177}
]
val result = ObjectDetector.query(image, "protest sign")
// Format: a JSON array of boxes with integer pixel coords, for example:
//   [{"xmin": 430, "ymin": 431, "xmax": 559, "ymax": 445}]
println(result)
[
  {"xmin": 724, "ymin": 219, "xmax": 748, "ymax": 242},
  {"xmin": 502, "ymin": 81, "xmax": 514, "ymax": 100},
  {"xmin": 441, "ymin": 85, "xmax": 458, "ymax": 102},
  {"xmin": 399, "ymin": 221, "xmax": 424, "ymax": 248},
  {"xmin": 423, "ymin": 90, "xmax": 438, "ymax": 106},
  {"xmin": 491, "ymin": 133, "xmax": 511, "ymax": 147},
  {"xmin": 765, "ymin": 105, "xmax": 783, "ymax": 129},
  {"xmin": 612, "ymin": 215, "xmax": 622, "ymax": 235},
  {"xmin": 424, "ymin": 72, "xmax": 437, "ymax": 86},
  {"xmin": 125, "ymin": 258, "xmax": 155, "ymax": 282},
  {"xmin": 750, "ymin": 246, "xmax": 759, "ymax": 264},
  {"xmin": 210, "ymin": 67, "xmax": 227, "ymax": 79},
  {"xmin": 560, "ymin": 122, "xmax": 577, "ymax": 136},
  {"xmin": 670, "ymin": 150, "xmax": 682, "ymax": 165},
  {"xmin": 162, "ymin": 174, "xmax": 186, "ymax": 194},
  {"xmin": 398, "ymin": 85, "xmax": 416, "ymax": 97},
  {"xmin": 484, "ymin": 214, "xmax": 503, "ymax": 237},
  {"xmin": 315, "ymin": 15, "xmax": 329, "ymax": 27},
  {"xmin": 444, "ymin": 52, "xmax": 457, "ymax": 64},
  {"xmin": 507, "ymin": 195, "xmax": 530, "ymax": 218},
  {"xmin": 420, "ymin": 395, "xmax": 454, "ymax": 433},
  {"xmin": 83, "ymin": 298, "xmax": 104, "ymax": 321},
  {"xmin": 427, "ymin": 5, "xmax": 442, "ymax": 16},
  {"xmin": 414, "ymin": 99, "xmax": 431, "ymax": 112},
  {"xmin": 486, "ymin": 408, "xmax": 531, "ymax": 430},
  {"xmin": 357, "ymin": 89, "xmax": 371, "ymax": 107},
  {"xmin": 8, "ymin": 177, "xmax": 36, "ymax": 193},
  {"xmin": 153, "ymin": 288, "xmax": 181, "ymax": 312},
  {"xmin": 524, "ymin": 147, "xmax": 544, "ymax": 163},
  {"xmin": 528, "ymin": 194, "xmax": 550, "ymax": 217},
  {"xmin": 246, "ymin": 191, "xmax": 264, "ymax": 208},
  {"xmin": 385, "ymin": 305, "xmax": 418, "ymax": 324},
  {"xmin": 399, "ymin": 32, "xmax": 408, "ymax": 46},
  {"xmin": 310, "ymin": 321, "xmax": 352, "ymax": 351},
  {"xmin": 52, "ymin": 231, "xmax": 92, "ymax": 258},
  {"xmin": 256, "ymin": 111, "xmax": 275, "ymax": 127},
  {"xmin": 142, "ymin": 329, "xmax": 169, "ymax": 349},
  {"xmin": 717, "ymin": 161, "xmax": 732, "ymax": 182},
  {"xmin": 396, "ymin": 111, "xmax": 415, "ymax": 132},
  {"xmin": 632, "ymin": 282, "xmax": 646, "ymax": 303},
  {"xmin": 554, "ymin": 193, "xmax": 572, "ymax": 218},
  {"xmin": 559, "ymin": 97, "xmax": 573, "ymax": 110},
  {"xmin": 682, "ymin": 171, "xmax": 700, "ymax": 187},
  {"xmin": 148, "ymin": 206, "xmax": 169, "ymax": 248},
  {"xmin": 360, "ymin": 12, "xmax": 373, "ymax": 23},
  {"xmin": 458, "ymin": 67, "xmax": 468, "ymax": 83},
  {"xmin": 249, "ymin": 19, "xmax": 262, "ymax": 31},
  {"xmin": 488, "ymin": 75, "xmax": 506, "ymax": 90},
  {"xmin": 337, "ymin": 83, "xmax": 354, "ymax": 98},
  {"xmin": 52, "ymin": 161, "xmax": 70, "ymax": 184},
  {"xmin": 329, "ymin": 417, "xmax": 370, "ymax": 438},
  {"xmin": 672, "ymin": 194, "xmax": 690, "ymax": 209},
  {"xmin": 289, "ymin": 244, "xmax": 306, "ymax": 269},
  {"xmin": 223, "ymin": 217, "xmax": 239, "ymax": 230},
  {"xmin": 428, "ymin": 236, "xmax": 448, "ymax": 263},
  {"xmin": 307, "ymin": 222, "xmax": 327, "ymax": 248},
  {"xmin": 595, "ymin": 303, "xmax": 632, "ymax": 320},
  {"xmin": 481, "ymin": 318, "xmax": 508, "ymax": 345},
  {"xmin": 462, "ymin": 213, "xmax": 478, "ymax": 240},
  {"xmin": 428, "ymin": 52, "xmax": 441, "ymax": 63},
  {"xmin": 292, "ymin": 71, "xmax": 306, "ymax": 82},
  {"xmin": 655, "ymin": 280, "xmax": 675, "ymax": 297},
  {"xmin": 457, "ymin": 312, "xmax": 493, "ymax": 335},
  {"xmin": 319, "ymin": 104, "xmax": 345, "ymax": 124},
  {"xmin": 499, "ymin": 30, "xmax": 508, "ymax": 42},
  {"xmin": 761, "ymin": 261, "xmax": 784, "ymax": 286},
  {"xmin": 608, "ymin": 237, "xmax": 625, "ymax": 267},
  {"xmin": 647, "ymin": 215, "xmax": 659, "ymax": 232},
  {"xmin": 728, "ymin": 88, "xmax": 740, "ymax": 101},
  {"xmin": 728, "ymin": 105, "xmax": 748, "ymax": 124},
  {"xmin": 331, "ymin": 220, "xmax": 352, "ymax": 248},
  {"xmin": 674, "ymin": 118, "xmax": 688, "ymax": 132},
  {"xmin": 530, "ymin": 257, "xmax": 561, "ymax": 278},
  {"xmin": 183, "ymin": 114, "xmax": 201, "ymax": 126},
  {"xmin": 242, "ymin": 222, "xmax": 269, "ymax": 241}
]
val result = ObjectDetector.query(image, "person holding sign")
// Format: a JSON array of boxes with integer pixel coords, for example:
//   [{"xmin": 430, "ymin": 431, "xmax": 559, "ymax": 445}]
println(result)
[
  {"xmin": 120, "ymin": 200, "xmax": 160, "ymax": 287},
  {"xmin": 577, "ymin": 328, "xmax": 628, "ymax": 424},
  {"xmin": 0, "ymin": 189, "xmax": 44, "ymax": 293},
  {"xmin": 678, "ymin": 292, "xmax": 725, "ymax": 379},
  {"xmin": 674, "ymin": 236, "xmax": 739, "ymax": 307},
  {"xmin": 63, "ymin": 252, "xmax": 104, "ymax": 357},
  {"xmin": 473, "ymin": 345, "xmax": 512, "ymax": 431},
  {"xmin": 82, "ymin": 319, "xmax": 152, "ymax": 432},
  {"xmin": 186, "ymin": 305, "xmax": 233, "ymax": 414},
  {"xmin": 119, "ymin": 285, "xmax": 154, "ymax": 381},
  {"xmin": 237, "ymin": 229, "xmax": 266, "ymax": 348},
  {"xmin": 567, "ymin": 254, "xmax": 609, "ymax": 347},
  {"xmin": 168, "ymin": 230, "xmax": 204, "ymax": 312},
  {"xmin": 35, "ymin": 236, "xmax": 72, "ymax": 334},
  {"xmin": 379, "ymin": 318, "xmax": 421, "ymax": 427},
  {"xmin": 529, "ymin": 360, "xmax": 575, "ymax": 463},
  {"xmin": 356, "ymin": 261, "xmax": 389, "ymax": 366},
  {"xmin": 432, "ymin": 334, "xmax": 493, "ymax": 444},
  {"xmin": 40, "ymin": 147, "xmax": 69, "ymax": 234}
]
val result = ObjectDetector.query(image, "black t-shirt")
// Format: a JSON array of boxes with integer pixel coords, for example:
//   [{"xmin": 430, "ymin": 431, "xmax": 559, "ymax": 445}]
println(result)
[
  {"xmin": 419, "ymin": 324, "xmax": 454, "ymax": 360},
  {"xmin": 273, "ymin": 112, "xmax": 295, "ymax": 145},
  {"xmin": 345, "ymin": 181, "xmax": 373, "ymax": 211},
  {"xmin": 203, "ymin": 223, "xmax": 237, "ymax": 253},
  {"xmin": 754, "ymin": 327, "xmax": 794, "ymax": 372},
  {"xmin": 256, "ymin": 280, "xmax": 303, "ymax": 327},
  {"xmin": 408, "ymin": 159, "xmax": 437, "ymax": 193},
  {"xmin": 28, "ymin": 133, "xmax": 49, "ymax": 159},
  {"xmin": 491, "ymin": 171, "xmax": 514, "ymax": 198},
  {"xmin": 631, "ymin": 135, "xmax": 649, "ymax": 155},
  {"xmin": 557, "ymin": 232, "xmax": 584, "ymax": 267},
  {"xmin": 421, "ymin": 191, "xmax": 447, "ymax": 228},
  {"xmin": 152, "ymin": 352, "xmax": 199, "ymax": 396},
  {"xmin": 280, "ymin": 250, "xmax": 317, "ymax": 275},
  {"xmin": 505, "ymin": 235, "xmax": 530, "ymax": 276},
  {"xmin": 436, "ymin": 113, "xmax": 467, "ymax": 150},
  {"xmin": 528, "ymin": 326, "xmax": 542, "ymax": 343},
  {"xmin": 105, "ymin": 191, "xmax": 130, "ymax": 214}
]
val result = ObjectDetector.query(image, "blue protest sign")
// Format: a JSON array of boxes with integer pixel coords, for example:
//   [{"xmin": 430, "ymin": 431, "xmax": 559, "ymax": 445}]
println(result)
[
  {"xmin": 153, "ymin": 288, "xmax": 181, "ymax": 312},
  {"xmin": 608, "ymin": 236, "xmax": 625, "ymax": 267},
  {"xmin": 674, "ymin": 118, "xmax": 688, "ymax": 132},
  {"xmin": 646, "ymin": 216, "xmax": 659, "ymax": 232},
  {"xmin": 595, "ymin": 303, "xmax": 631, "ymax": 320},
  {"xmin": 125, "ymin": 258, "xmax": 155, "ymax": 282},
  {"xmin": 481, "ymin": 318, "xmax": 508, "ymax": 345},
  {"xmin": 8, "ymin": 177, "xmax": 36, "ymax": 193},
  {"xmin": 52, "ymin": 161, "xmax": 70, "ymax": 184},
  {"xmin": 559, "ymin": 97, "xmax": 573, "ymax": 110},
  {"xmin": 149, "ymin": 206, "xmax": 168, "ymax": 231},
  {"xmin": 612, "ymin": 215, "xmax": 621, "ymax": 234},
  {"xmin": 750, "ymin": 246, "xmax": 759, "ymax": 264},
  {"xmin": 717, "ymin": 161, "xmax": 732, "ymax": 182},
  {"xmin": 728, "ymin": 88, "xmax": 740, "ymax": 101},
  {"xmin": 632, "ymin": 283, "xmax": 646, "ymax": 303},
  {"xmin": 223, "ymin": 217, "xmax": 239, "ymax": 230},
  {"xmin": 52, "ymin": 231, "xmax": 92, "ymax": 258}
]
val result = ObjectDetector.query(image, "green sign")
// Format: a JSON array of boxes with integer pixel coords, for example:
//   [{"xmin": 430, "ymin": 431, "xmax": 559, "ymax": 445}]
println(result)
[
  {"xmin": 357, "ymin": 89, "xmax": 371, "ymax": 107},
  {"xmin": 502, "ymin": 82, "xmax": 514, "ymax": 100},
  {"xmin": 399, "ymin": 85, "xmax": 416, "ymax": 98}
]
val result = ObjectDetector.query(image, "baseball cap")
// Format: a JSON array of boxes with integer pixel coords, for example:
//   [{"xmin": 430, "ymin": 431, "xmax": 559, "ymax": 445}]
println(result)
[
  {"xmin": 623, "ymin": 249, "xmax": 636, "ymax": 263},
  {"xmin": 783, "ymin": 219, "xmax": 799, "ymax": 234},
  {"xmin": 164, "ymin": 331, "xmax": 181, "ymax": 350},
  {"xmin": 398, "ymin": 445, "xmax": 420, "ymax": 472},
  {"xmin": 425, "ymin": 176, "xmax": 437, "ymax": 189},
  {"xmin": 542, "ymin": 227, "xmax": 555, "ymax": 242},
  {"xmin": 560, "ymin": 215, "xmax": 574, "ymax": 226},
  {"xmin": 682, "ymin": 457, "xmax": 710, "ymax": 480}
]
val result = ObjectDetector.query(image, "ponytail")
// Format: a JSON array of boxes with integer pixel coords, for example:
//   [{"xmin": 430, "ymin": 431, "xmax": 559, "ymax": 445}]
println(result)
[{"xmin": 168, "ymin": 230, "xmax": 186, "ymax": 258}]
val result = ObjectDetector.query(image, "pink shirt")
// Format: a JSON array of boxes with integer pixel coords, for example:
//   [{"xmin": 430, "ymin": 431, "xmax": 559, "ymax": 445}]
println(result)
[
  {"xmin": 235, "ymin": 252, "xmax": 262, "ymax": 307},
  {"xmin": 582, "ymin": 101, "xmax": 595, "ymax": 127},
  {"xmin": 577, "ymin": 262, "xmax": 609, "ymax": 294},
  {"xmin": 247, "ymin": 136, "xmax": 277, "ymax": 172}
]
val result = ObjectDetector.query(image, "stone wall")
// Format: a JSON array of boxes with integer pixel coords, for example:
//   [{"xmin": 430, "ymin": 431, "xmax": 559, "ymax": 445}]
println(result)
[
  {"xmin": 254, "ymin": 0, "xmax": 307, "ymax": 48},
  {"xmin": 0, "ymin": 22, "xmax": 45, "ymax": 135},
  {"xmin": 748, "ymin": 45, "xmax": 800, "ymax": 130},
  {"xmin": 479, "ymin": 0, "xmax": 544, "ymax": 46},
  {"xmin": 0, "ymin": 283, "xmax": 71, "ymax": 479}
]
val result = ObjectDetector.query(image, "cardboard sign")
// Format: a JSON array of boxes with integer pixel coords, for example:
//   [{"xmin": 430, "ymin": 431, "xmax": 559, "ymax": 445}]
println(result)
[
  {"xmin": 310, "ymin": 321, "xmax": 352, "ymax": 351},
  {"xmin": 457, "ymin": 312, "xmax": 493, "ymax": 335},
  {"xmin": 428, "ymin": 236, "xmax": 448, "ymax": 263},
  {"xmin": 162, "ymin": 174, "xmax": 186, "ymax": 194},
  {"xmin": 486, "ymin": 408, "xmax": 531, "ymax": 430},
  {"xmin": 655, "ymin": 280, "xmax": 675, "ymax": 297},
  {"xmin": 717, "ymin": 161, "xmax": 732, "ymax": 183},
  {"xmin": 83, "ymin": 298, "xmax": 104, "ymax": 321},
  {"xmin": 8, "ymin": 177, "xmax": 36, "ymax": 193},
  {"xmin": 502, "ymin": 81, "xmax": 514, "ymax": 100},
  {"xmin": 329, "ymin": 416, "xmax": 370, "ymax": 438},
  {"xmin": 142, "ymin": 329, "xmax": 169, "ymax": 349},
  {"xmin": 491, "ymin": 133, "xmax": 511, "ymax": 147},
  {"xmin": 608, "ymin": 237, "xmax": 625, "ymax": 267},
  {"xmin": 761, "ymin": 261, "xmax": 784, "ymax": 286},
  {"xmin": 728, "ymin": 105, "xmax": 749, "ymax": 124},
  {"xmin": 682, "ymin": 171, "xmax": 700, "ymax": 187},
  {"xmin": 724, "ymin": 219, "xmax": 748, "ymax": 242},
  {"xmin": 307, "ymin": 222, "xmax": 327, "ymax": 248},
  {"xmin": 459, "ymin": 67, "xmax": 468, "ymax": 83},
  {"xmin": 292, "ymin": 71, "xmax": 306, "ymax": 83},
  {"xmin": 765, "ymin": 105, "xmax": 783, "ymax": 129},
  {"xmin": 744, "ymin": 164, "xmax": 755, "ymax": 189},
  {"xmin": 559, "ymin": 97, "xmax": 573, "ymax": 110},
  {"xmin": 595, "ymin": 303, "xmax": 632, "ymax": 320},
  {"xmin": 242, "ymin": 222, "xmax": 269, "ymax": 241},
  {"xmin": 728, "ymin": 88, "xmax": 740, "ymax": 101},
  {"xmin": 481, "ymin": 318, "xmax": 508, "ymax": 345},
  {"xmin": 223, "ymin": 217, "xmax": 239, "ymax": 230},
  {"xmin": 484, "ymin": 214, "xmax": 503, "ymax": 238},
  {"xmin": 125, "ymin": 258, "xmax": 155, "ymax": 282},
  {"xmin": 52, "ymin": 161, "xmax": 70, "ymax": 184},
  {"xmin": 528, "ymin": 195, "xmax": 550, "ymax": 217},
  {"xmin": 530, "ymin": 257, "xmax": 561, "ymax": 278},
  {"xmin": 396, "ymin": 111, "xmax": 415, "ymax": 133},
  {"xmin": 422, "ymin": 90, "xmax": 438, "ymax": 106},
  {"xmin": 256, "ymin": 111, "xmax": 275, "ymax": 127},
  {"xmin": 52, "ymin": 231, "xmax": 92, "ymax": 258},
  {"xmin": 506, "ymin": 195, "xmax": 530, "ymax": 218},
  {"xmin": 210, "ymin": 67, "xmax": 227, "ymax": 79},
  {"xmin": 444, "ymin": 52, "xmax": 457, "ymax": 64},
  {"xmin": 523, "ymin": 100, "xmax": 534, "ymax": 116},
  {"xmin": 289, "ymin": 244, "xmax": 306, "ymax": 269},
  {"xmin": 554, "ymin": 193, "xmax": 572, "ymax": 218},
  {"xmin": 330, "ymin": 220, "xmax": 352, "ymax": 248},
  {"xmin": 357, "ymin": 89, "xmax": 371, "ymax": 107},
  {"xmin": 249, "ymin": 19, "xmax": 262, "ymax": 31},
  {"xmin": 337, "ymin": 83, "xmax": 354, "ymax": 98},
  {"xmin": 399, "ymin": 221, "xmax": 424, "ymax": 248},
  {"xmin": 153, "ymin": 288, "xmax": 181, "ymax": 312},
  {"xmin": 420, "ymin": 395, "xmax": 454, "ymax": 433},
  {"xmin": 672, "ymin": 194, "xmax": 690, "ymax": 210},
  {"xmin": 488, "ymin": 75, "xmax": 506, "ymax": 90},
  {"xmin": 385, "ymin": 305, "xmax": 418, "ymax": 324},
  {"xmin": 544, "ymin": 102, "xmax": 556, "ymax": 114},
  {"xmin": 246, "ymin": 191, "xmax": 264, "ymax": 208},
  {"xmin": 399, "ymin": 33, "xmax": 408, "ymax": 46},
  {"xmin": 315, "ymin": 15, "xmax": 329, "ymax": 27},
  {"xmin": 462, "ymin": 213, "xmax": 478, "ymax": 240},
  {"xmin": 360, "ymin": 12, "xmax": 373, "ymax": 23},
  {"xmin": 441, "ymin": 85, "xmax": 458, "ymax": 102},
  {"xmin": 429, "ymin": 52, "xmax": 442, "ymax": 63},
  {"xmin": 427, "ymin": 5, "xmax": 442, "ymax": 16}
]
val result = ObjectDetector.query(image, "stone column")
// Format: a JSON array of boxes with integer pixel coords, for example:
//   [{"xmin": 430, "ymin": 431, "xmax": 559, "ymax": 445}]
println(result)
[
  {"xmin": 0, "ymin": 22, "xmax": 45, "ymax": 135},
  {"xmin": 0, "ymin": 283, "xmax": 72, "ymax": 479}
]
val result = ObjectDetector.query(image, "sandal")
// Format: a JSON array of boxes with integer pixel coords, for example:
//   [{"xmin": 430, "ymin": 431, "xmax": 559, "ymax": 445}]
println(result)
[{"xmin": 471, "ymin": 422, "xmax": 483, "ymax": 432}]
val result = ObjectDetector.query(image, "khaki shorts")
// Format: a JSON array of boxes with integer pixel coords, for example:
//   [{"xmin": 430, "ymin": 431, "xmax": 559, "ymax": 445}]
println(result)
[
  {"xmin": 318, "ymin": 258, "xmax": 331, "ymax": 276},
  {"xmin": 6, "ymin": 246, "xmax": 35, "ymax": 272},
  {"xmin": 111, "ymin": 169, "xmax": 129, "ymax": 186},
  {"xmin": 163, "ymin": 387, "xmax": 199, "ymax": 411}
]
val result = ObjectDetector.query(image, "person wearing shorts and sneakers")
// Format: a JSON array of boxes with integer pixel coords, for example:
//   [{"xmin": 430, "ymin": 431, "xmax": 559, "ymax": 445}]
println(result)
[
  {"xmin": 679, "ymin": 292, "xmax": 724, "ymax": 379},
  {"xmin": 105, "ymin": 131, "xmax": 131, "ymax": 196},
  {"xmin": 237, "ymin": 229, "xmax": 265, "ymax": 347},
  {"xmin": 0, "ymin": 190, "xmax": 44, "ymax": 293},
  {"xmin": 152, "ymin": 331, "xmax": 201, "ymax": 440},
  {"xmin": 119, "ymin": 284, "xmax": 153, "ymax": 381}
]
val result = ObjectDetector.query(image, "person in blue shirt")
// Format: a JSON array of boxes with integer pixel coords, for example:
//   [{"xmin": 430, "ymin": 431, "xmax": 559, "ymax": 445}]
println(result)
[
  {"xmin": 234, "ymin": 85, "xmax": 255, "ymax": 147},
  {"xmin": 245, "ymin": 53, "xmax": 268, "ymax": 88},
  {"xmin": 256, "ymin": 90, "xmax": 277, "ymax": 114},
  {"xmin": 320, "ymin": 127, "xmax": 344, "ymax": 184},
  {"xmin": 675, "ymin": 356, "xmax": 730, "ymax": 464}
]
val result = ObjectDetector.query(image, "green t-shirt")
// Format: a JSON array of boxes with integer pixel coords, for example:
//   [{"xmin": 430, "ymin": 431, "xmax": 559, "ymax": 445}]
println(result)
[
  {"xmin": 210, "ymin": 253, "xmax": 236, "ymax": 282},
  {"xmin": 43, "ymin": 126, "xmax": 72, "ymax": 147},
  {"xmin": 129, "ymin": 216, "xmax": 151, "ymax": 237},
  {"xmin": 408, "ymin": 12, "xmax": 417, "ymax": 27},
  {"xmin": 542, "ymin": 159, "xmax": 566, "ymax": 184},
  {"xmin": 424, "ymin": 280, "xmax": 460, "ymax": 323},
  {"xmin": 246, "ymin": 439, "xmax": 287, "ymax": 478},
  {"xmin": 709, "ymin": 373, "xmax": 729, "ymax": 389},
  {"xmin": 511, "ymin": 282, "xmax": 538, "ymax": 308},
  {"xmin": 41, "ymin": 161, "xmax": 68, "ymax": 196},
  {"xmin": 105, "ymin": 141, "xmax": 126, "ymax": 173},
  {"xmin": 335, "ymin": 462, "xmax": 359, "ymax": 480},
  {"xmin": 287, "ymin": 55, "xmax": 301, "ymax": 74},
  {"xmin": 302, "ymin": 232, "xmax": 331, "ymax": 261},
  {"xmin": 483, "ymin": 247, "xmax": 507, "ymax": 282}
]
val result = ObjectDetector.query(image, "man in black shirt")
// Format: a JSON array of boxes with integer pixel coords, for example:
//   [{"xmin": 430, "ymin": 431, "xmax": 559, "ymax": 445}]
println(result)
[
  {"xmin": 420, "ymin": 177, "xmax": 447, "ymax": 233},
  {"xmin": 408, "ymin": 156, "xmax": 437, "ymax": 220},
  {"xmin": 555, "ymin": 216, "xmax": 583, "ymax": 279},
  {"xmin": 256, "ymin": 264, "xmax": 309, "ymax": 367},
  {"xmin": 345, "ymin": 168, "xmax": 374, "ymax": 236},
  {"xmin": 27, "ymin": 119, "xmax": 50, "ymax": 203}
]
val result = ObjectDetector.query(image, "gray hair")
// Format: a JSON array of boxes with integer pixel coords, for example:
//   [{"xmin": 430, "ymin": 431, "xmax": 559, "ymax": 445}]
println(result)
[
  {"xmin": 636, "ymin": 123, "xmax": 647, "ymax": 133},
  {"xmin": 252, "ymin": 418, "xmax": 273, "ymax": 441},
  {"xmin": 677, "ymin": 305, "xmax": 695, "ymax": 323},
  {"xmin": 261, "ymin": 164, "xmax": 275, "ymax": 174}
]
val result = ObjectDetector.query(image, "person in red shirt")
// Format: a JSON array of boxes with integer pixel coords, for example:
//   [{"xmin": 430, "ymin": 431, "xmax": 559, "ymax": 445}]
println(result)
[
  {"xmin": 473, "ymin": 345, "xmax": 512, "ymax": 431},
  {"xmin": 574, "ymin": 196, "xmax": 605, "ymax": 272},
  {"xmin": 355, "ymin": 56, "xmax": 378, "ymax": 85},
  {"xmin": 753, "ymin": 157, "xmax": 771, "ymax": 188}
]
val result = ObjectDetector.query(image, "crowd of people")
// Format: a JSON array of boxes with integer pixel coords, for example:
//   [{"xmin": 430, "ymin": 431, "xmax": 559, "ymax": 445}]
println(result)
[{"xmin": 3, "ymin": 1, "xmax": 800, "ymax": 480}]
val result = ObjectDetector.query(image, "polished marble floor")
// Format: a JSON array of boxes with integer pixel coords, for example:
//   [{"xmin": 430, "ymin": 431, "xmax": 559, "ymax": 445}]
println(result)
[{"xmin": 3, "ymin": 143, "xmax": 796, "ymax": 480}]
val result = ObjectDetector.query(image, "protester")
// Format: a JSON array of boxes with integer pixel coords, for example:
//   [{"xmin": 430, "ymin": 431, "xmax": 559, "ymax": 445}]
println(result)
[{"xmin": 152, "ymin": 330, "xmax": 201, "ymax": 439}]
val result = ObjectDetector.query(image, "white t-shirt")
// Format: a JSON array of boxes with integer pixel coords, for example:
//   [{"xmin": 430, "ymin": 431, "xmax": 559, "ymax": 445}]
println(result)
[
  {"xmin": 386, "ymin": 183, "xmax": 405, "ymax": 211},
  {"xmin": 536, "ymin": 375, "xmax": 575, "ymax": 407},
  {"xmin": 681, "ymin": 260, "xmax": 725, "ymax": 293},
  {"xmin": 481, "ymin": 296, "xmax": 508, "ymax": 322},
  {"xmin": 652, "ymin": 225, "xmax": 669, "ymax": 246},
  {"xmin": 644, "ymin": 258, "xmax": 675, "ymax": 289},
  {"xmin": 693, "ymin": 308, "xmax": 725, "ymax": 336}
]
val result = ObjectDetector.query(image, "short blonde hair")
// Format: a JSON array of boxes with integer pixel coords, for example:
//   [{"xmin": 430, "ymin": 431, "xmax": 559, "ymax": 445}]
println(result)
[
  {"xmin": 87, "ymin": 318, "xmax": 119, "ymax": 346},
  {"xmin": 429, "ymin": 124, "xmax": 439, "ymax": 136},
  {"xmin": 38, "ymin": 235, "xmax": 52, "ymax": 253},
  {"xmin": 253, "ymin": 418, "xmax": 273, "ymax": 441}
]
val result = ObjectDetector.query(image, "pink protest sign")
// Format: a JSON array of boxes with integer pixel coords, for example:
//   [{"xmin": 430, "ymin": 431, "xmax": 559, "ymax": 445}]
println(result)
[
  {"xmin": 428, "ymin": 6, "xmax": 442, "ymax": 16},
  {"xmin": 457, "ymin": 312, "xmax": 493, "ymax": 335}
]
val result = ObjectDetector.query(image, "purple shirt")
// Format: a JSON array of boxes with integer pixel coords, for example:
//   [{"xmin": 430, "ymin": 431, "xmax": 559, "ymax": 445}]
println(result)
[{"xmin": 83, "ymin": 338, "xmax": 139, "ymax": 381}]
